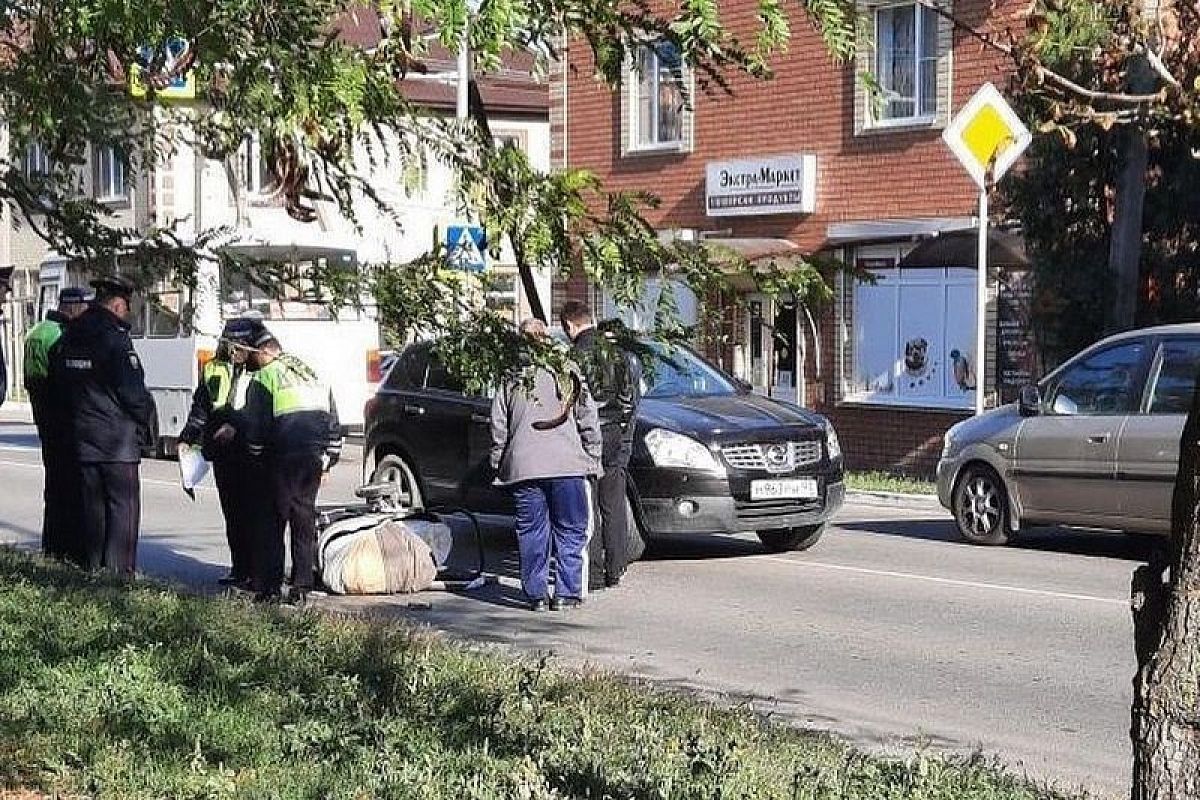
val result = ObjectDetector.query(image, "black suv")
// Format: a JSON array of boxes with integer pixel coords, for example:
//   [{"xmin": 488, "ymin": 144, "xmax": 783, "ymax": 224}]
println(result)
[{"xmin": 363, "ymin": 340, "xmax": 845, "ymax": 552}]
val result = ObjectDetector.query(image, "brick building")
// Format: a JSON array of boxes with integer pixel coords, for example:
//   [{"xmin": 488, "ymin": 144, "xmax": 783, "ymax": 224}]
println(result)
[{"xmin": 550, "ymin": 0, "xmax": 1026, "ymax": 476}]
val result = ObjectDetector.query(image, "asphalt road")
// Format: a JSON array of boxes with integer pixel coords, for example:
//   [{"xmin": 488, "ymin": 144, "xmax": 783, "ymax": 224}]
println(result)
[{"xmin": 0, "ymin": 413, "xmax": 1146, "ymax": 798}]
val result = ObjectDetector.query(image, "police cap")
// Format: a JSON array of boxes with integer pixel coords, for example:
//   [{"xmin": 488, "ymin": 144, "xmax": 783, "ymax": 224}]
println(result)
[
  {"xmin": 220, "ymin": 317, "xmax": 267, "ymax": 346},
  {"xmin": 89, "ymin": 274, "xmax": 137, "ymax": 301},
  {"xmin": 58, "ymin": 287, "xmax": 91, "ymax": 305}
]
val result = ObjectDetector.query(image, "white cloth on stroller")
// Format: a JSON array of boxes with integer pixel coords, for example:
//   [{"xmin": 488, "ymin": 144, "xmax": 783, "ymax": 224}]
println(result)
[{"xmin": 319, "ymin": 513, "xmax": 452, "ymax": 595}]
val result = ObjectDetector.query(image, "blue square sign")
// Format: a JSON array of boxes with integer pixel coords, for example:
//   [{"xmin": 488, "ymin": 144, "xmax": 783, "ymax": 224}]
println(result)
[{"xmin": 446, "ymin": 225, "xmax": 487, "ymax": 272}]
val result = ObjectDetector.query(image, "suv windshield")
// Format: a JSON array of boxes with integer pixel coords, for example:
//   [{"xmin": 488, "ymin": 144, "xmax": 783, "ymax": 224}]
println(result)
[{"xmin": 643, "ymin": 344, "xmax": 737, "ymax": 399}]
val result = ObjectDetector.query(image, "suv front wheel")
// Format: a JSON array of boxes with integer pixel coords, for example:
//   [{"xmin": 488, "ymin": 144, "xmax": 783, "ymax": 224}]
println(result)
[{"xmin": 757, "ymin": 524, "xmax": 824, "ymax": 553}]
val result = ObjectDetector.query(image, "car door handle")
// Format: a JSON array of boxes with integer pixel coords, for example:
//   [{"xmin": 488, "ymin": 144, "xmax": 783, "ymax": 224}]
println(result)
[
  {"xmin": 402, "ymin": 404, "xmax": 426, "ymax": 416},
  {"xmin": 1087, "ymin": 434, "xmax": 1109, "ymax": 444},
  {"xmin": 470, "ymin": 413, "xmax": 490, "ymax": 425}
]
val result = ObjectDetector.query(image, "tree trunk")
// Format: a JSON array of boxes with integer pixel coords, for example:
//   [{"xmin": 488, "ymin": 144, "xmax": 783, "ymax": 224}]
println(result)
[
  {"xmin": 1131, "ymin": 389, "xmax": 1200, "ymax": 799},
  {"xmin": 1106, "ymin": 53, "xmax": 1154, "ymax": 334},
  {"xmin": 1106, "ymin": 123, "xmax": 1148, "ymax": 332},
  {"xmin": 465, "ymin": 78, "xmax": 549, "ymax": 323}
]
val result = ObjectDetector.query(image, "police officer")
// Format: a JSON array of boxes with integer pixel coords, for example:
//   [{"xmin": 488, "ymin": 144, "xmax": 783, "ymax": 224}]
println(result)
[
  {"xmin": 242, "ymin": 331, "xmax": 340, "ymax": 604},
  {"xmin": 560, "ymin": 301, "xmax": 643, "ymax": 589},
  {"xmin": 177, "ymin": 317, "xmax": 265, "ymax": 588},
  {"xmin": 24, "ymin": 287, "xmax": 90, "ymax": 561},
  {"xmin": 50, "ymin": 275, "xmax": 155, "ymax": 575}
]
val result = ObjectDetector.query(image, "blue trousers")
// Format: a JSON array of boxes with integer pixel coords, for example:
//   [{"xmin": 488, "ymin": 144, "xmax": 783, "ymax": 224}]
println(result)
[{"xmin": 512, "ymin": 477, "xmax": 591, "ymax": 601}]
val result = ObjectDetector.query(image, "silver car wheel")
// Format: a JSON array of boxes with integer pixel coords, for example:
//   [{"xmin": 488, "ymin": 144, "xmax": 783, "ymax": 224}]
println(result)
[
  {"xmin": 962, "ymin": 476, "xmax": 1001, "ymax": 537},
  {"xmin": 952, "ymin": 464, "xmax": 1012, "ymax": 545}
]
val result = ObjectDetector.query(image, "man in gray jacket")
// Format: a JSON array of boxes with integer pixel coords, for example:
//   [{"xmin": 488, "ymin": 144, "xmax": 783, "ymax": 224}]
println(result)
[{"xmin": 491, "ymin": 319, "xmax": 603, "ymax": 611}]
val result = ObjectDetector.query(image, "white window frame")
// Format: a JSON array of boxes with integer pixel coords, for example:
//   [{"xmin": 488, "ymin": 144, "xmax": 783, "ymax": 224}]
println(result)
[
  {"xmin": 94, "ymin": 145, "xmax": 128, "ymax": 202},
  {"xmin": 238, "ymin": 134, "xmax": 276, "ymax": 198},
  {"xmin": 627, "ymin": 40, "xmax": 688, "ymax": 153},
  {"xmin": 844, "ymin": 262, "xmax": 978, "ymax": 410},
  {"xmin": 870, "ymin": 1, "xmax": 940, "ymax": 128},
  {"xmin": 22, "ymin": 141, "xmax": 52, "ymax": 178}
]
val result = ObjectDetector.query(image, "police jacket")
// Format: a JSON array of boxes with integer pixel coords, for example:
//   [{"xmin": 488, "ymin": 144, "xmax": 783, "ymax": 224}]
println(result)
[
  {"xmin": 572, "ymin": 327, "xmax": 642, "ymax": 431},
  {"xmin": 23, "ymin": 311, "xmax": 67, "ymax": 393},
  {"xmin": 179, "ymin": 358, "xmax": 252, "ymax": 461},
  {"xmin": 243, "ymin": 353, "xmax": 341, "ymax": 462},
  {"xmin": 49, "ymin": 305, "xmax": 155, "ymax": 464}
]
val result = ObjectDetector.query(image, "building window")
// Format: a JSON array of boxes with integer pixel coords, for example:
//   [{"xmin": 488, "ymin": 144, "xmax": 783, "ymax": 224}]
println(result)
[
  {"xmin": 238, "ymin": 134, "xmax": 276, "ymax": 196},
  {"xmin": 874, "ymin": 3, "xmax": 939, "ymax": 122},
  {"xmin": 94, "ymin": 145, "xmax": 128, "ymax": 202},
  {"xmin": 492, "ymin": 130, "xmax": 527, "ymax": 152},
  {"xmin": 629, "ymin": 41, "xmax": 687, "ymax": 151},
  {"xmin": 21, "ymin": 142, "xmax": 52, "ymax": 178},
  {"xmin": 847, "ymin": 263, "xmax": 977, "ymax": 409},
  {"xmin": 856, "ymin": 0, "xmax": 951, "ymax": 133}
]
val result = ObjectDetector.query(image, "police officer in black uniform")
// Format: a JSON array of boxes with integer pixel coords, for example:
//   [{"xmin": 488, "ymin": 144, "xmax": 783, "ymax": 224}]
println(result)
[
  {"xmin": 50, "ymin": 275, "xmax": 155, "ymax": 575},
  {"xmin": 178, "ymin": 317, "xmax": 265, "ymax": 588}
]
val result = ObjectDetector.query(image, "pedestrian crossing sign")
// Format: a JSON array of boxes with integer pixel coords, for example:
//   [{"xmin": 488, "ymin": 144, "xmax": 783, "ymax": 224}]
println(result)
[
  {"xmin": 446, "ymin": 225, "xmax": 487, "ymax": 272},
  {"xmin": 942, "ymin": 83, "xmax": 1031, "ymax": 189}
]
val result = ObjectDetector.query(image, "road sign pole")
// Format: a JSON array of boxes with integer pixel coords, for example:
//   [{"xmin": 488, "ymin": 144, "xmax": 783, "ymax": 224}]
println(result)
[{"xmin": 975, "ymin": 187, "xmax": 988, "ymax": 416}]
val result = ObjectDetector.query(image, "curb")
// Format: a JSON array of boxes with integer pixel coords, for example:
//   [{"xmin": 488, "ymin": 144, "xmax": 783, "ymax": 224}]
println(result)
[{"xmin": 845, "ymin": 489, "xmax": 944, "ymax": 510}]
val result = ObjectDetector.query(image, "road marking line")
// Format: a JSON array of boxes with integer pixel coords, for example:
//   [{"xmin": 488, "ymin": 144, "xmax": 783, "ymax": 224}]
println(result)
[
  {"xmin": 762, "ymin": 556, "xmax": 1128, "ymax": 606},
  {"xmin": 0, "ymin": 458, "xmax": 216, "ymax": 494}
]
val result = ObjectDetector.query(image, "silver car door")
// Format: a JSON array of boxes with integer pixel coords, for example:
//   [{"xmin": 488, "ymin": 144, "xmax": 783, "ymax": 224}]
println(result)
[
  {"xmin": 1013, "ymin": 339, "xmax": 1147, "ymax": 526},
  {"xmin": 1116, "ymin": 338, "xmax": 1200, "ymax": 534}
]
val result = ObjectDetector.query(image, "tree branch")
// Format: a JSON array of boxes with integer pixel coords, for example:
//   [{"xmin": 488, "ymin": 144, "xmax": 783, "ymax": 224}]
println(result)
[{"xmin": 1036, "ymin": 65, "xmax": 1164, "ymax": 104}]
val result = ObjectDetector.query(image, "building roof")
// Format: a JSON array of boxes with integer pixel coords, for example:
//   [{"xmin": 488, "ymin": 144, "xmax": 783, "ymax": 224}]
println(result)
[{"xmin": 333, "ymin": 7, "xmax": 548, "ymax": 117}]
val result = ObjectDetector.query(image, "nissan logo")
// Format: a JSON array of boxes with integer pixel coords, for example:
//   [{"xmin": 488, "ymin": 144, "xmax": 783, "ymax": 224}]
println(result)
[{"xmin": 764, "ymin": 443, "xmax": 792, "ymax": 470}]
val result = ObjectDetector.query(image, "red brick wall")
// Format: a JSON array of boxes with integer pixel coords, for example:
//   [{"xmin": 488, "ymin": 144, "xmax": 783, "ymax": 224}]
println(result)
[
  {"xmin": 821, "ymin": 404, "xmax": 969, "ymax": 477},
  {"xmin": 558, "ymin": 0, "xmax": 1018, "ymax": 251}
]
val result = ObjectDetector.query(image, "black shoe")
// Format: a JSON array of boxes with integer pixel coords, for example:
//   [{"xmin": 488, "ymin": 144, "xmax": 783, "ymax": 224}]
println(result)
[
  {"xmin": 253, "ymin": 590, "xmax": 282, "ymax": 605},
  {"xmin": 550, "ymin": 596, "xmax": 583, "ymax": 611},
  {"xmin": 528, "ymin": 598, "xmax": 549, "ymax": 612},
  {"xmin": 604, "ymin": 574, "xmax": 622, "ymax": 589},
  {"xmin": 287, "ymin": 588, "xmax": 311, "ymax": 608},
  {"xmin": 218, "ymin": 573, "xmax": 246, "ymax": 586}
]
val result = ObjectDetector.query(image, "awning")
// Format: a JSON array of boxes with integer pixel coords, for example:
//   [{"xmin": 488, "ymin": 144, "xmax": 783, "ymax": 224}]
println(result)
[
  {"xmin": 898, "ymin": 229, "xmax": 1028, "ymax": 269},
  {"xmin": 702, "ymin": 237, "xmax": 804, "ymax": 262}
]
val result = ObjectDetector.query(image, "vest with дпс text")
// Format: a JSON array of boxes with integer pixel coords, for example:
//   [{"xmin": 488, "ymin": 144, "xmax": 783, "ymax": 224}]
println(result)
[
  {"xmin": 254, "ymin": 355, "xmax": 330, "ymax": 418},
  {"xmin": 23, "ymin": 319, "xmax": 64, "ymax": 382}
]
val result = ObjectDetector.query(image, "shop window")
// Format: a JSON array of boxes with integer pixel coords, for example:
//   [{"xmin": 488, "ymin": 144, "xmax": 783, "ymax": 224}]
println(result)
[
  {"xmin": 147, "ymin": 287, "xmax": 190, "ymax": 338},
  {"xmin": 601, "ymin": 278, "xmax": 699, "ymax": 332},
  {"xmin": 94, "ymin": 145, "xmax": 128, "ymax": 202},
  {"xmin": 847, "ymin": 264, "xmax": 977, "ymax": 409},
  {"xmin": 856, "ymin": 0, "xmax": 952, "ymax": 132},
  {"xmin": 625, "ymin": 41, "xmax": 690, "ymax": 153}
]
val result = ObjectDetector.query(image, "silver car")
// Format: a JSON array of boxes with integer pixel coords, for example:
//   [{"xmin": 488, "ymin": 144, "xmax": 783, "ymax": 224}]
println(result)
[{"xmin": 937, "ymin": 324, "xmax": 1200, "ymax": 544}]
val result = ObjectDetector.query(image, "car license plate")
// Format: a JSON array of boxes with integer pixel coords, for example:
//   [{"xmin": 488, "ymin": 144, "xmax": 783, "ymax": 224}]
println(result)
[{"xmin": 750, "ymin": 478, "xmax": 819, "ymax": 501}]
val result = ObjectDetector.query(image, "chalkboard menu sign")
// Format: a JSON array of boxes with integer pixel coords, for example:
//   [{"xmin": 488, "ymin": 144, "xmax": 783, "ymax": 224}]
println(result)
[{"xmin": 996, "ymin": 269, "xmax": 1036, "ymax": 403}]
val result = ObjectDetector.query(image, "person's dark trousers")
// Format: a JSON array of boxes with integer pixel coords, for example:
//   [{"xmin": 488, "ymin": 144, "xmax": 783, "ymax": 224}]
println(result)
[
  {"xmin": 31, "ymin": 390, "xmax": 82, "ymax": 563},
  {"xmin": 513, "ymin": 477, "xmax": 591, "ymax": 601},
  {"xmin": 589, "ymin": 426, "xmax": 632, "ymax": 589},
  {"xmin": 258, "ymin": 453, "xmax": 322, "ymax": 595},
  {"xmin": 212, "ymin": 454, "xmax": 262, "ymax": 582},
  {"xmin": 79, "ymin": 462, "xmax": 141, "ymax": 575}
]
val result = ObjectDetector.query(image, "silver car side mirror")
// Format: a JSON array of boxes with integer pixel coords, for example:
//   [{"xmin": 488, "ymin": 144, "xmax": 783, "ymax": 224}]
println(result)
[{"xmin": 1052, "ymin": 393, "xmax": 1078, "ymax": 416}]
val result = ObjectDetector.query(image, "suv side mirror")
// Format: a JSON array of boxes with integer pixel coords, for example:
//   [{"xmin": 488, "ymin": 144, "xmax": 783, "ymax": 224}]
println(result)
[{"xmin": 1018, "ymin": 384, "xmax": 1042, "ymax": 417}]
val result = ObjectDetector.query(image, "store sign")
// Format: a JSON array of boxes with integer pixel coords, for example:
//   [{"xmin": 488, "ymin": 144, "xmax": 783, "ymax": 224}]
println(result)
[
  {"xmin": 996, "ymin": 268, "xmax": 1037, "ymax": 403},
  {"xmin": 705, "ymin": 154, "xmax": 817, "ymax": 217}
]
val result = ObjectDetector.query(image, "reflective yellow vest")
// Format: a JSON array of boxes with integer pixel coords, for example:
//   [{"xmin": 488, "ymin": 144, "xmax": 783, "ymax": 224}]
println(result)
[
  {"xmin": 203, "ymin": 360, "xmax": 234, "ymax": 410},
  {"xmin": 253, "ymin": 355, "xmax": 329, "ymax": 418}
]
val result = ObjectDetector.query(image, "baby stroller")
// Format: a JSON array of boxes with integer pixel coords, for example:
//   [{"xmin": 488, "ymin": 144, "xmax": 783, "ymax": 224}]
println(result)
[{"xmin": 316, "ymin": 480, "xmax": 493, "ymax": 595}]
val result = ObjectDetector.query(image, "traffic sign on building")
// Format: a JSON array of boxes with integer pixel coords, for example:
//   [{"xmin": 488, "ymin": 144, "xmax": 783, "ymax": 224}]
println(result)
[{"xmin": 446, "ymin": 224, "xmax": 487, "ymax": 272}]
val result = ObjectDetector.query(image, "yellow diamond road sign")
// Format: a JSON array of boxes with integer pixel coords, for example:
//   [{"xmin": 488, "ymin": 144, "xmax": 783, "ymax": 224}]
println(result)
[{"xmin": 943, "ymin": 83, "xmax": 1031, "ymax": 189}]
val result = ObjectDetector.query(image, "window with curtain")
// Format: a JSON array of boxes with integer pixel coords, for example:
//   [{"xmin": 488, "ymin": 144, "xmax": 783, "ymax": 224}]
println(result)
[
  {"xmin": 630, "ymin": 41, "xmax": 686, "ymax": 149},
  {"xmin": 874, "ymin": 3, "xmax": 939, "ymax": 122}
]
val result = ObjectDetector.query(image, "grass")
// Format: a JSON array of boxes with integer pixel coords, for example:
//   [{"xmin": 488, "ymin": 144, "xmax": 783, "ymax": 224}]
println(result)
[
  {"xmin": 846, "ymin": 470, "xmax": 939, "ymax": 496},
  {"xmin": 0, "ymin": 548, "xmax": 1082, "ymax": 800}
]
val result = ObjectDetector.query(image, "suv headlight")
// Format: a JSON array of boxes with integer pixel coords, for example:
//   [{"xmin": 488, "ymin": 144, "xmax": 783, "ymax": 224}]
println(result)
[
  {"xmin": 644, "ymin": 429, "xmax": 724, "ymax": 474},
  {"xmin": 824, "ymin": 420, "xmax": 842, "ymax": 461}
]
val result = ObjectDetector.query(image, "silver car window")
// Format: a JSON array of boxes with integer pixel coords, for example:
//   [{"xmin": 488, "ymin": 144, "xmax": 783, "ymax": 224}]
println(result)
[
  {"xmin": 1145, "ymin": 339, "xmax": 1200, "ymax": 415},
  {"xmin": 1048, "ymin": 341, "xmax": 1146, "ymax": 416}
]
